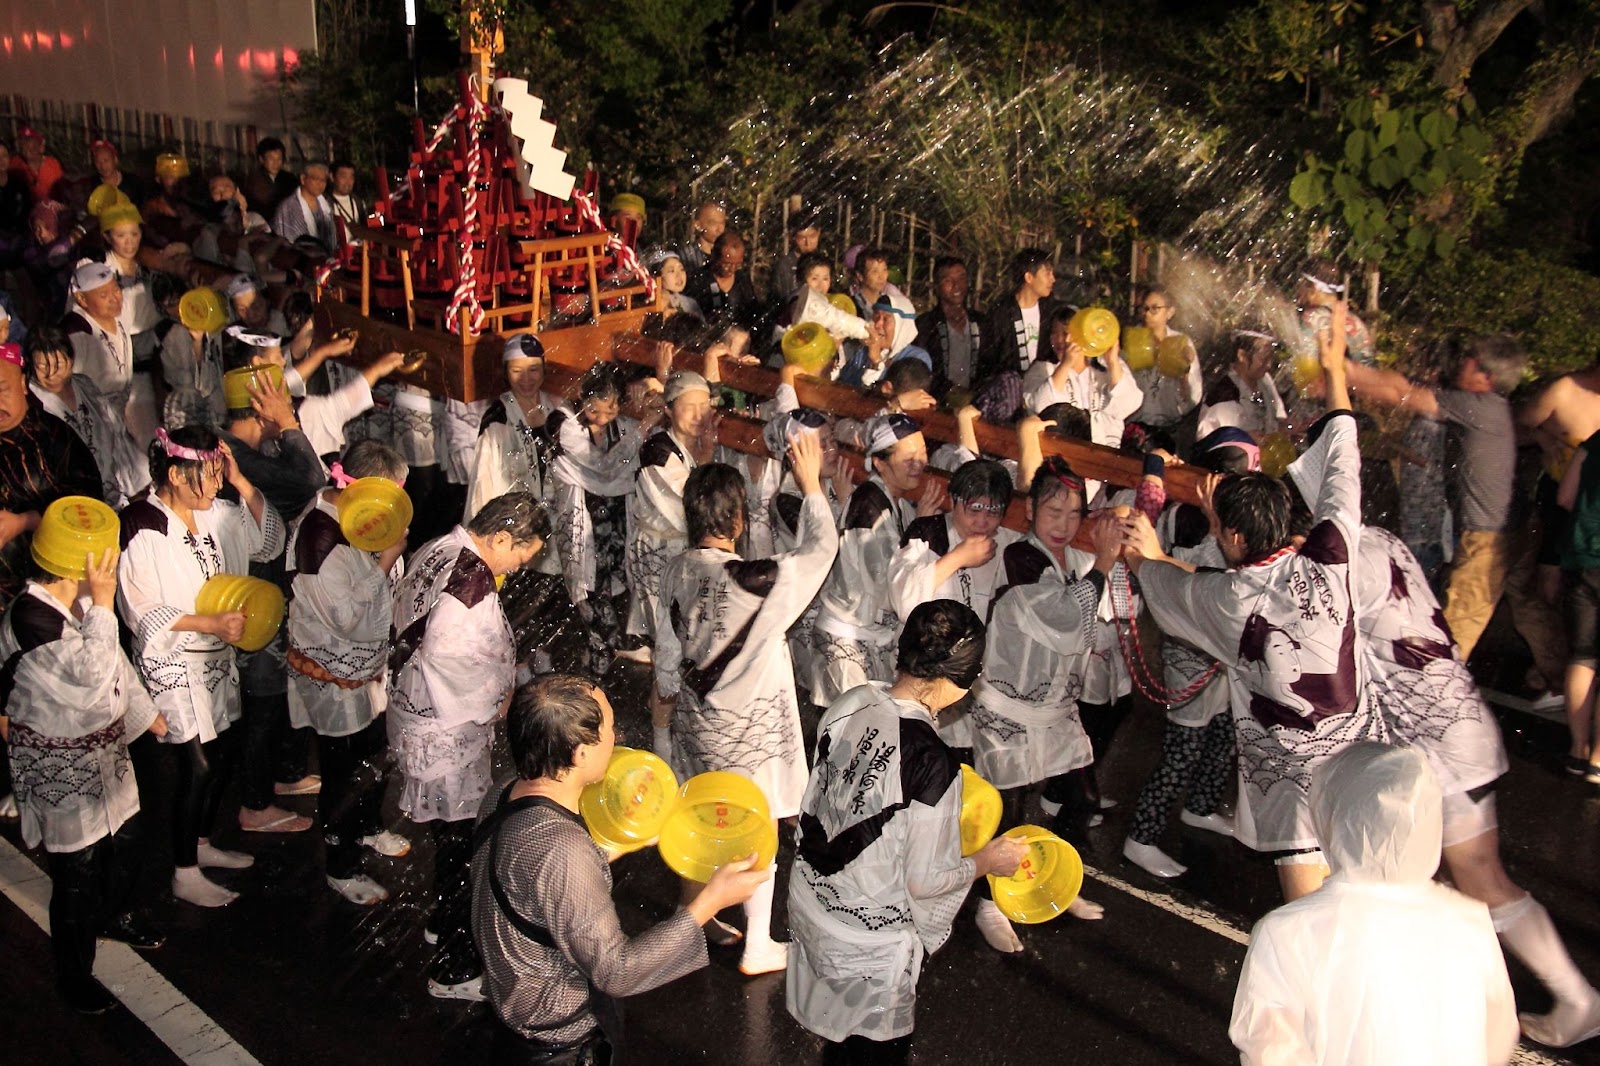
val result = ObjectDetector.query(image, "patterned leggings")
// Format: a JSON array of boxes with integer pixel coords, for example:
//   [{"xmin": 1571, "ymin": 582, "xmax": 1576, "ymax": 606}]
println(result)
[{"xmin": 1127, "ymin": 714, "xmax": 1235, "ymax": 846}]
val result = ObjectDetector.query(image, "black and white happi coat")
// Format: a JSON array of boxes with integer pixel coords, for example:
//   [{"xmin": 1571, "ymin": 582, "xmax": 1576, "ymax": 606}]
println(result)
[
  {"xmin": 1153, "ymin": 503, "xmax": 1230, "ymax": 729},
  {"xmin": 627, "ymin": 428, "xmax": 697, "ymax": 637},
  {"xmin": 117, "ymin": 495, "xmax": 285, "ymax": 745},
  {"xmin": 787, "ymin": 682, "xmax": 975, "ymax": 1044},
  {"xmin": 968, "ymin": 535, "xmax": 1101, "ymax": 789},
  {"xmin": 548, "ymin": 407, "xmax": 644, "ymax": 608},
  {"xmin": 888, "ymin": 513, "xmax": 1021, "ymax": 746},
  {"xmin": 31, "ymin": 376, "xmax": 149, "ymax": 508},
  {"xmin": 654, "ymin": 490, "xmax": 838, "ymax": 818},
  {"xmin": 2, "ymin": 584, "xmax": 159, "ymax": 853},
  {"xmin": 1354, "ymin": 525, "xmax": 1507, "ymax": 797},
  {"xmin": 810, "ymin": 475, "xmax": 916, "ymax": 706},
  {"xmin": 467, "ymin": 390, "xmax": 563, "ymax": 575},
  {"xmin": 286, "ymin": 493, "xmax": 401, "ymax": 738},
  {"xmin": 387, "ymin": 526, "xmax": 515, "ymax": 824},
  {"xmin": 1138, "ymin": 410, "xmax": 1385, "ymax": 852}
]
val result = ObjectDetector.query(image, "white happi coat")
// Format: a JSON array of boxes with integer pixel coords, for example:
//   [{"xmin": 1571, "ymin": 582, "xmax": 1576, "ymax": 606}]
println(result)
[
  {"xmin": 549, "ymin": 408, "xmax": 644, "ymax": 606},
  {"xmin": 389, "ymin": 385, "xmax": 440, "ymax": 467},
  {"xmin": 969, "ymin": 536, "xmax": 1100, "ymax": 789},
  {"xmin": 31, "ymin": 376, "xmax": 149, "ymax": 507},
  {"xmin": 1354, "ymin": 526, "xmax": 1508, "ymax": 796},
  {"xmin": 1023, "ymin": 361, "xmax": 1144, "ymax": 448},
  {"xmin": 1154, "ymin": 504, "xmax": 1230, "ymax": 729},
  {"xmin": 655, "ymin": 491, "xmax": 838, "ymax": 817},
  {"xmin": 1197, "ymin": 369, "xmax": 1287, "ymax": 440},
  {"xmin": 286, "ymin": 494, "xmax": 399, "ymax": 737},
  {"xmin": 771, "ymin": 475, "xmax": 847, "ymax": 690},
  {"xmin": 117, "ymin": 495, "xmax": 284, "ymax": 745},
  {"xmin": 888, "ymin": 513, "xmax": 1021, "ymax": 746},
  {"xmin": 387, "ymin": 527, "xmax": 514, "ymax": 823},
  {"xmin": 2, "ymin": 585, "xmax": 159, "ymax": 852},
  {"xmin": 811, "ymin": 476, "xmax": 916, "ymax": 706},
  {"xmin": 1138, "ymin": 410, "xmax": 1384, "ymax": 852},
  {"xmin": 627, "ymin": 428, "xmax": 697, "ymax": 636},
  {"xmin": 787, "ymin": 683, "xmax": 975, "ymax": 1044},
  {"xmin": 1132, "ymin": 331, "xmax": 1203, "ymax": 427},
  {"xmin": 467, "ymin": 390, "xmax": 563, "ymax": 575},
  {"xmin": 441, "ymin": 397, "xmax": 491, "ymax": 486},
  {"xmin": 159, "ymin": 326, "xmax": 227, "ymax": 431}
]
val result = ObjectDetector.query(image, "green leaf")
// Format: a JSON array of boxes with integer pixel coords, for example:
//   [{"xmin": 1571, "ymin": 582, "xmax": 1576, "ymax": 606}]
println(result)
[
  {"xmin": 1406, "ymin": 224, "xmax": 1431, "ymax": 252},
  {"xmin": 1332, "ymin": 169, "xmax": 1363, "ymax": 203},
  {"xmin": 1370, "ymin": 153, "xmax": 1403, "ymax": 189},
  {"xmin": 1345, "ymin": 129, "xmax": 1367, "ymax": 167},
  {"xmin": 1419, "ymin": 111, "xmax": 1442, "ymax": 149},
  {"xmin": 1458, "ymin": 124, "xmax": 1489, "ymax": 155},
  {"xmin": 1377, "ymin": 109, "xmax": 1401, "ymax": 149},
  {"xmin": 1435, "ymin": 230, "xmax": 1457, "ymax": 256},
  {"xmin": 1395, "ymin": 129, "xmax": 1426, "ymax": 170},
  {"xmin": 1408, "ymin": 166, "xmax": 1446, "ymax": 195},
  {"xmin": 1289, "ymin": 170, "xmax": 1324, "ymax": 209}
]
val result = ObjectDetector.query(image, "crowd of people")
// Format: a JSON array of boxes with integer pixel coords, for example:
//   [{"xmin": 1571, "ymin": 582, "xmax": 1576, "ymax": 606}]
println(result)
[{"xmin": 4, "ymin": 136, "xmax": 1600, "ymax": 1066}]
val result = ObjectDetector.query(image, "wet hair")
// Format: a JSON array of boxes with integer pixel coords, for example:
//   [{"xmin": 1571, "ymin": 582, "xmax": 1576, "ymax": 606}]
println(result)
[
  {"xmin": 577, "ymin": 362, "xmax": 623, "ymax": 406},
  {"xmin": 301, "ymin": 160, "xmax": 329, "ymax": 178},
  {"xmin": 885, "ymin": 358, "xmax": 932, "ymax": 396},
  {"xmin": 339, "ymin": 439, "xmax": 408, "ymax": 483},
  {"xmin": 1458, "ymin": 334, "xmax": 1526, "ymax": 395},
  {"xmin": 854, "ymin": 246, "xmax": 890, "ymax": 273},
  {"xmin": 1282, "ymin": 475, "xmax": 1314, "ymax": 540},
  {"xmin": 655, "ymin": 312, "xmax": 717, "ymax": 352},
  {"xmin": 1029, "ymin": 455, "xmax": 1088, "ymax": 512},
  {"xmin": 283, "ymin": 291, "xmax": 315, "ymax": 339},
  {"xmin": 897, "ymin": 600, "xmax": 987, "ymax": 691},
  {"xmin": 932, "ymin": 256, "xmax": 967, "ymax": 283},
  {"xmin": 466, "ymin": 491, "xmax": 550, "ymax": 546},
  {"xmin": 1212, "ymin": 473, "xmax": 1293, "ymax": 561},
  {"xmin": 788, "ymin": 211, "xmax": 820, "ymax": 235},
  {"xmin": 256, "ymin": 137, "xmax": 285, "ymax": 159},
  {"xmin": 221, "ymin": 334, "xmax": 274, "ymax": 374},
  {"xmin": 1046, "ymin": 304, "xmax": 1077, "ymax": 335},
  {"xmin": 1232, "ymin": 327, "xmax": 1280, "ymax": 365},
  {"xmin": 24, "ymin": 326, "xmax": 70, "ymax": 377},
  {"xmin": 949, "ymin": 459, "xmax": 1012, "ymax": 505},
  {"xmin": 507, "ymin": 673, "xmax": 604, "ymax": 781},
  {"xmin": 795, "ymin": 251, "xmax": 831, "ymax": 283},
  {"xmin": 1194, "ymin": 443, "xmax": 1255, "ymax": 476},
  {"xmin": 150, "ymin": 424, "xmax": 222, "ymax": 496},
  {"xmin": 331, "ymin": 160, "xmax": 356, "ymax": 178},
  {"xmin": 1121, "ymin": 421, "xmax": 1173, "ymax": 455},
  {"xmin": 1136, "ymin": 283, "xmax": 1172, "ymax": 306},
  {"xmin": 1010, "ymin": 248, "xmax": 1053, "ymax": 291},
  {"xmin": 684, "ymin": 462, "xmax": 746, "ymax": 545},
  {"xmin": 710, "ymin": 231, "xmax": 745, "ymax": 257},
  {"xmin": 1036, "ymin": 402, "xmax": 1092, "ymax": 442}
]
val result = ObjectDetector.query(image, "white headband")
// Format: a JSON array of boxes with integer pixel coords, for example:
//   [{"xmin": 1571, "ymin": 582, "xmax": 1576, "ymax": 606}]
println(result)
[{"xmin": 1301, "ymin": 273, "xmax": 1345, "ymax": 295}]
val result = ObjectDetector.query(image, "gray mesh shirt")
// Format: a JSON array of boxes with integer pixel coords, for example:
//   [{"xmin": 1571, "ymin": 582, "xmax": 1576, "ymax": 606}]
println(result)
[{"xmin": 472, "ymin": 782, "xmax": 710, "ymax": 1045}]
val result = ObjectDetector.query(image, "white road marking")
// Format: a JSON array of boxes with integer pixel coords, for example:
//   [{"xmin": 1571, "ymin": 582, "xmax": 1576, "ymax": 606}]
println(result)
[
  {"xmin": 0, "ymin": 836, "xmax": 263, "ymax": 1066},
  {"xmin": 1083, "ymin": 861, "xmax": 1575, "ymax": 1065}
]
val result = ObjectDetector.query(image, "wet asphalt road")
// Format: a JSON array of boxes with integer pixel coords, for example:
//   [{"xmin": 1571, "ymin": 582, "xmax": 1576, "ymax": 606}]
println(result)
[{"xmin": 5, "ymin": 585, "xmax": 1600, "ymax": 1066}]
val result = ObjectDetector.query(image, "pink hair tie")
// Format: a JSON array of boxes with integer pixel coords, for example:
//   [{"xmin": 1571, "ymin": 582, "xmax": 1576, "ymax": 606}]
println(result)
[
  {"xmin": 0, "ymin": 343, "xmax": 22, "ymax": 370},
  {"xmin": 329, "ymin": 462, "xmax": 357, "ymax": 488},
  {"xmin": 1236, "ymin": 442, "xmax": 1262, "ymax": 472},
  {"xmin": 155, "ymin": 427, "xmax": 223, "ymax": 463}
]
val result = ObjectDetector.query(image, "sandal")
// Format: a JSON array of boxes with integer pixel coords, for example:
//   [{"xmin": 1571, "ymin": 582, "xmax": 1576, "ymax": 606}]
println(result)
[{"xmin": 239, "ymin": 808, "xmax": 313, "ymax": 833}]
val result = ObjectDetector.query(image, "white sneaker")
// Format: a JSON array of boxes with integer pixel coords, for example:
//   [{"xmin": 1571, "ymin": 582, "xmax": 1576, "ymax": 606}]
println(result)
[
  {"xmin": 738, "ymin": 939, "xmax": 788, "ymax": 976},
  {"xmin": 327, "ymin": 874, "xmax": 389, "ymax": 905},
  {"xmin": 1123, "ymin": 838, "xmax": 1187, "ymax": 879},
  {"xmin": 614, "ymin": 645, "xmax": 653, "ymax": 664},
  {"xmin": 359, "ymin": 831, "xmax": 412, "ymax": 858},
  {"xmin": 1088, "ymin": 813, "xmax": 1104, "ymax": 828},
  {"xmin": 1180, "ymin": 809, "xmax": 1236, "ymax": 838},
  {"xmin": 975, "ymin": 899, "xmax": 1023, "ymax": 954}
]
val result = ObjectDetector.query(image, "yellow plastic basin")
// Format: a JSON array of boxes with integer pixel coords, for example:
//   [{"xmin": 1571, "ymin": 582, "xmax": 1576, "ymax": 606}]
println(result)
[
  {"xmin": 781, "ymin": 322, "xmax": 837, "ymax": 376},
  {"xmin": 1067, "ymin": 307, "xmax": 1119, "ymax": 358},
  {"xmin": 657, "ymin": 770, "xmax": 777, "ymax": 882},
  {"xmin": 960, "ymin": 764, "xmax": 1002, "ymax": 857},
  {"xmin": 336, "ymin": 477, "xmax": 413, "ymax": 553},
  {"xmin": 581, "ymin": 747, "xmax": 680, "ymax": 856},
  {"xmin": 986, "ymin": 824, "xmax": 1084, "ymax": 924},
  {"xmin": 179, "ymin": 287, "xmax": 228, "ymax": 334},
  {"xmin": 31, "ymin": 496, "xmax": 119, "ymax": 580},
  {"xmin": 1121, "ymin": 326, "xmax": 1156, "ymax": 371},
  {"xmin": 194, "ymin": 574, "xmax": 285, "ymax": 652},
  {"xmin": 1156, "ymin": 334, "xmax": 1194, "ymax": 378}
]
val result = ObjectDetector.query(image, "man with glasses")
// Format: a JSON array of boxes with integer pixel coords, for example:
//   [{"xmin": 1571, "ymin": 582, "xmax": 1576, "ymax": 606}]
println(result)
[{"xmin": 1130, "ymin": 284, "xmax": 1203, "ymax": 434}]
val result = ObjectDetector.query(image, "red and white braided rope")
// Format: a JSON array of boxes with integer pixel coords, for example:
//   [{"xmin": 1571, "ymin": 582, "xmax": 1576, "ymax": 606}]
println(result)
[
  {"xmin": 571, "ymin": 190, "xmax": 657, "ymax": 303},
  {"xmin": 1109, "ymin": 564, "xmax": 1221, "ymax": 706},
  {"xmin": 445, "ymin": 90, "xmax": 489, "ymax": 335}
]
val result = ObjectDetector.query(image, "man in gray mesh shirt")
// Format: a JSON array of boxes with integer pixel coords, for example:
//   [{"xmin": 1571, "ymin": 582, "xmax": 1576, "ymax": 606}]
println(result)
[{"xmin": 472, "ymin": 674, "xmax": 768, "ymax": 1064}]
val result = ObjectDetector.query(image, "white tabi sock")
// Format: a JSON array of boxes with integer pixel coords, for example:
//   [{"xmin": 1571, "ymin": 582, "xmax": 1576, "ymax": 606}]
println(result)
[
  {"xmin": 1493, "ymin": 895, "xmax": 1597, "ymax": 1006},
  {"xmin": 652, "ymin": 726, "xmax": 672, "ymax": 759},
  {"xmin": 741, "ymin": 865, "xmax": 779, "ymax": 950}
]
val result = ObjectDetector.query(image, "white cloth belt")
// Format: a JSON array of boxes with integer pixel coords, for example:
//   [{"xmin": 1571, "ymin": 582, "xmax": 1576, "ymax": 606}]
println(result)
[
  {"xmin": 972, "ymin": 679, "xmax": 1076, "ymax": 728},
  {"xmin": 814, "ymin": 612, "xmax": 893, "ymax": 644}
]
